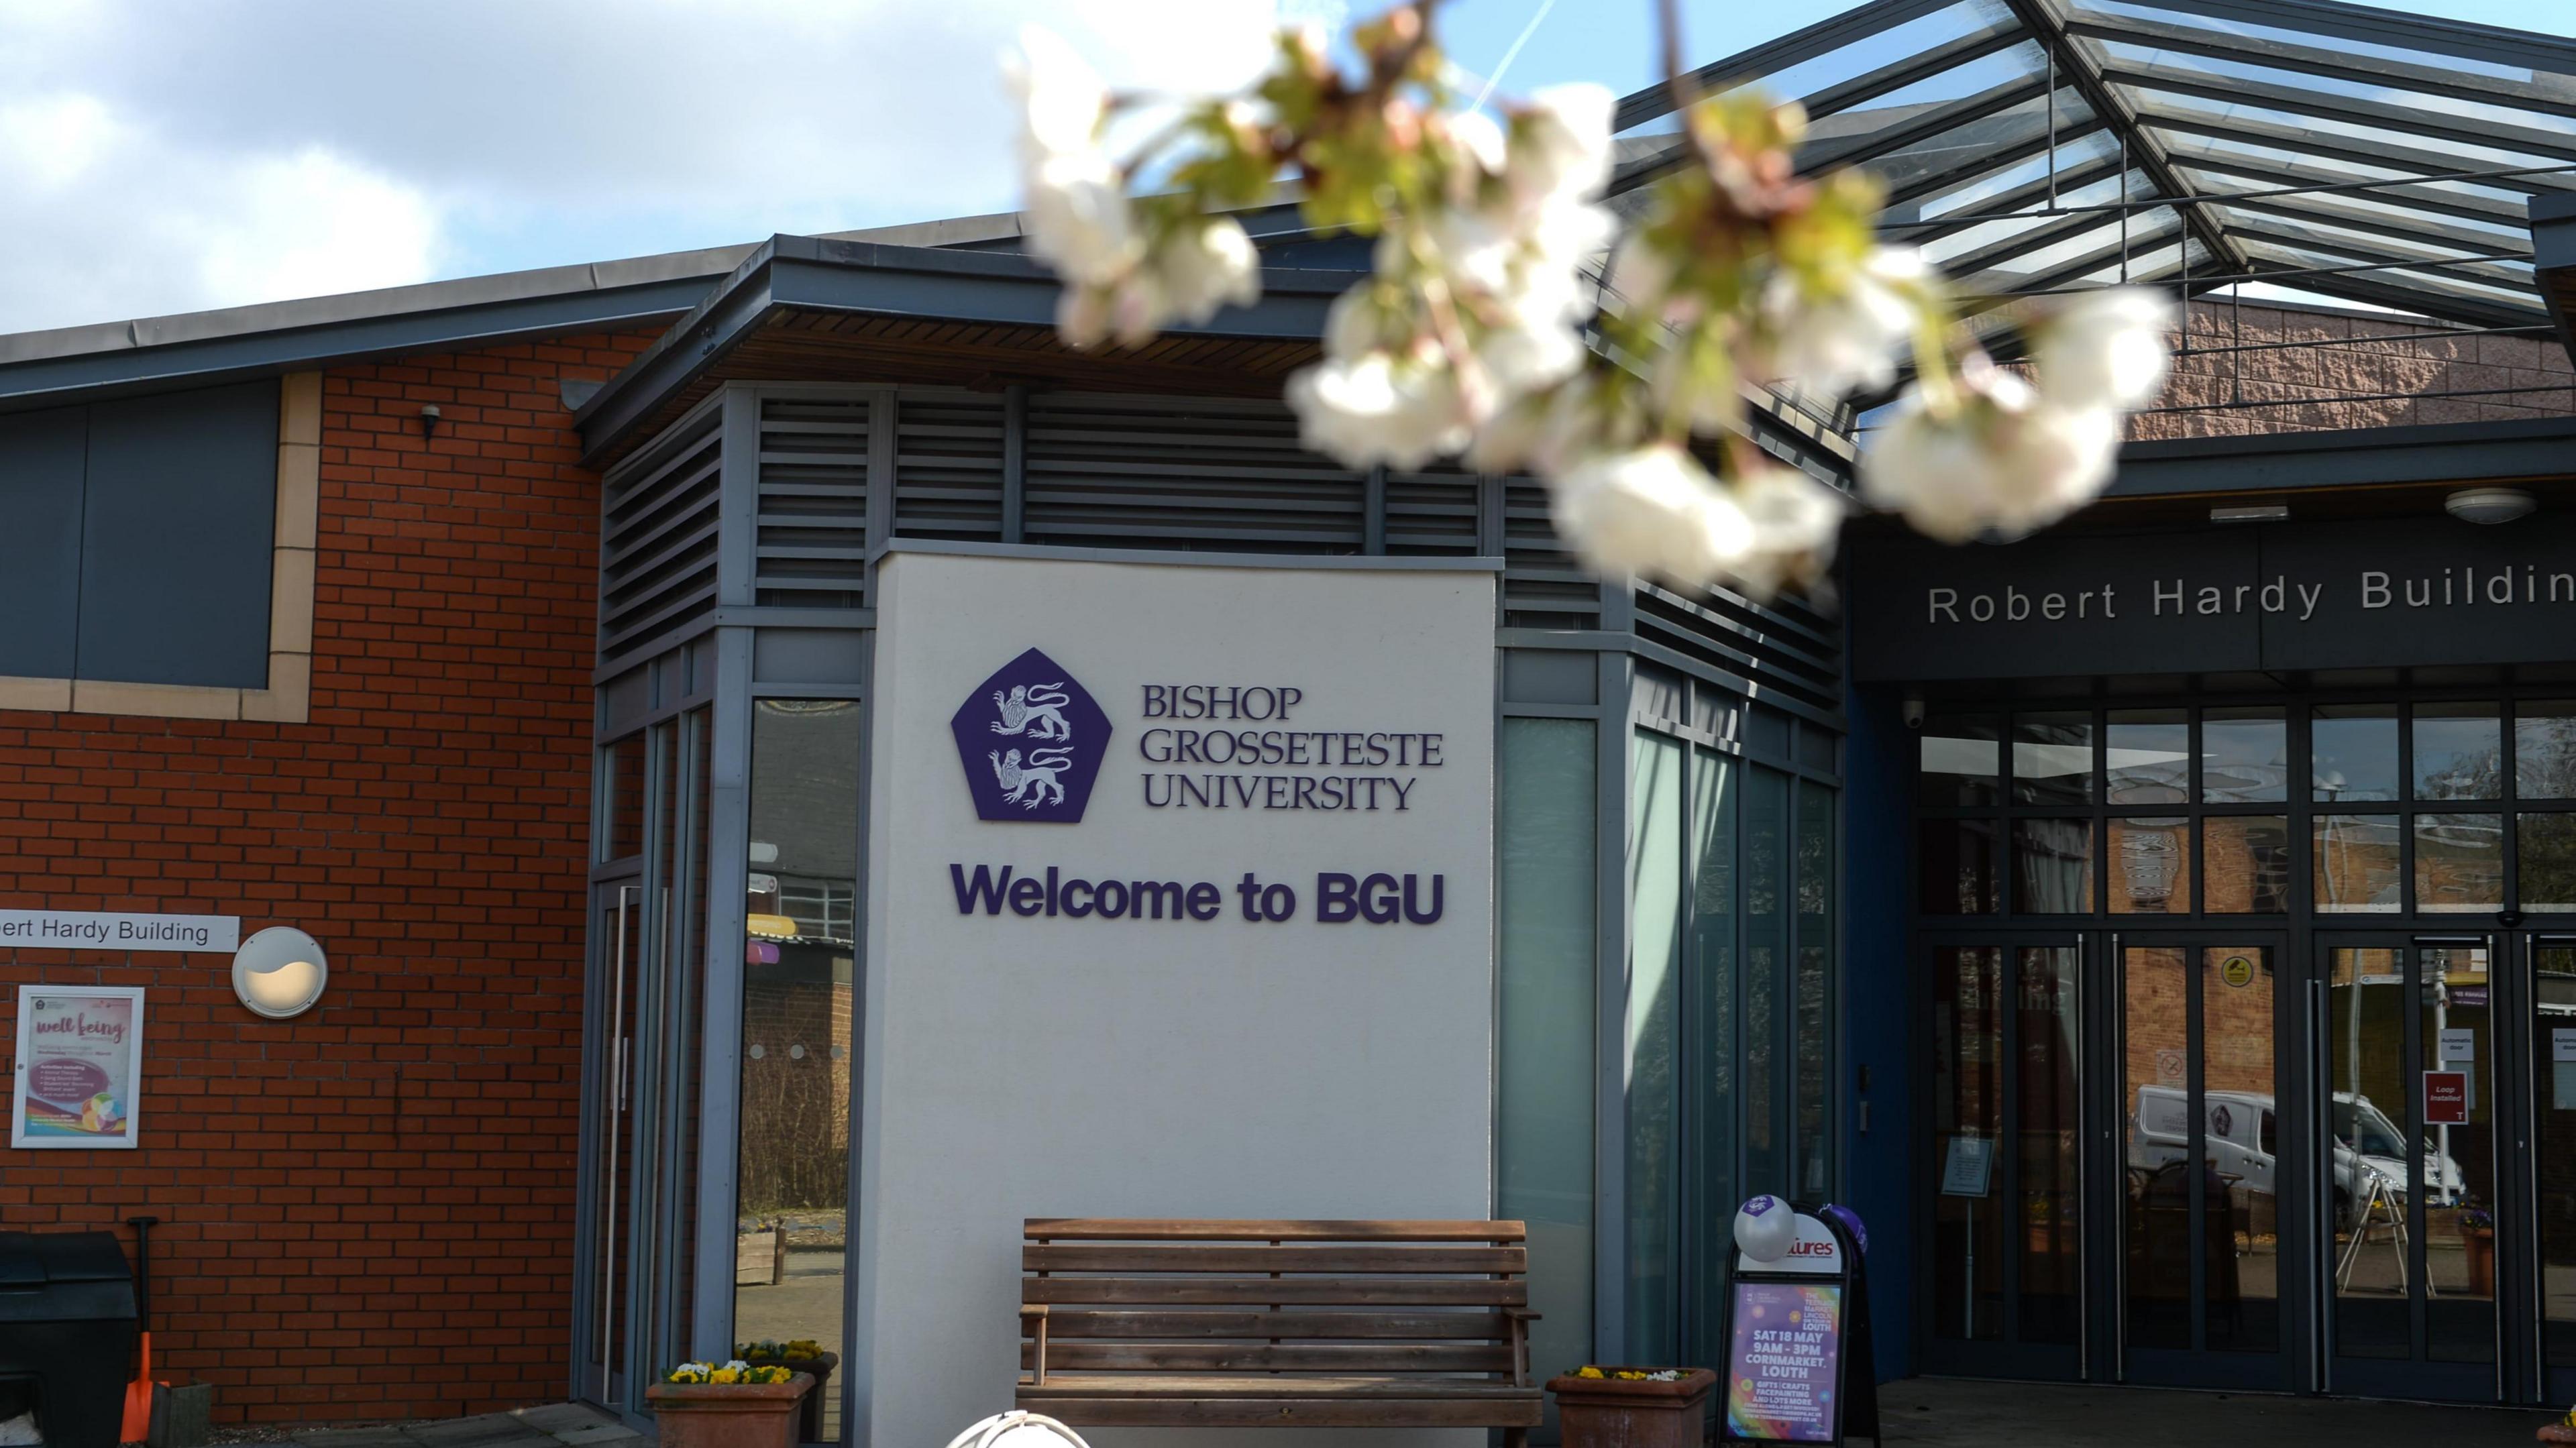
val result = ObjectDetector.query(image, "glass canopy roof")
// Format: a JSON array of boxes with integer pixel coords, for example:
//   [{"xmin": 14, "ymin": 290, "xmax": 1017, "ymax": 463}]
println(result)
[{"xmin": 1607, "ymin": 0, "xmax": 2576, "ymax": 331}]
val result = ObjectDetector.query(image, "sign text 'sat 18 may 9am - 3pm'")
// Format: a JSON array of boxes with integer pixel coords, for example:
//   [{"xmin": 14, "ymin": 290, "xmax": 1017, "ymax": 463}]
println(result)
[{"xmin": 945, "ymin": 649, "xmax": 1450, "ymax": 928}]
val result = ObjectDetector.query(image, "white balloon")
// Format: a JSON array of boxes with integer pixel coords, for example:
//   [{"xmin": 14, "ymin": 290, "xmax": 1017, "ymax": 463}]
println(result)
[
  {"xmin": 945, "ymin": 1412, "xmax": 1092, "ymax": 1448},
  {"xmin": 1734, "ymin": 1194, "xmax": 1796, "ymax": 1263}
]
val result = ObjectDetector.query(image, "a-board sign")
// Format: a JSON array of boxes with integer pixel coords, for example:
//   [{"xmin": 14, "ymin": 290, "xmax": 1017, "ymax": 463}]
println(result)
[
  {"xmin": 1721, "ymin": 1207, "xmax": 1878, "ymax": 1446},
  {"xmin": 2424, "ymin": 1070, "xmax": 2470, "ymax": 1125}
]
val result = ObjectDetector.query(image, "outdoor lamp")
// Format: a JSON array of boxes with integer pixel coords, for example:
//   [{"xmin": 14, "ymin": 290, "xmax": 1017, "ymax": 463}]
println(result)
[{"xmin": 232, "ymin": 926, "xmax": 328, "ymax": 1019}]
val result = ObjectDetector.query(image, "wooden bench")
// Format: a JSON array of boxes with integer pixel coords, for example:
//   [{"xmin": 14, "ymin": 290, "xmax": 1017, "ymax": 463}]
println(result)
[{"xmin": 1016, "ymin": 1219, "xmax": 1541, "ymax": 1443}]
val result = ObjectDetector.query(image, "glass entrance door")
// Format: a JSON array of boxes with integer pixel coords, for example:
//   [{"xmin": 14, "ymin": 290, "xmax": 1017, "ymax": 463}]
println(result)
[
  {"xmin": 2112, "ymin": 936, "xmax": 2294, "ymax": 1389},
  {"xmin": 584, "ymin": 881, "xmax": 643, "ymax": 1408},
  {"xmin": 2526, "ymin": 936, "xmax": 2576, "ymax": 1402},
  {"xmin": 2321, "ymin": 936, "xmax": 2500, "ymax": 1399}
]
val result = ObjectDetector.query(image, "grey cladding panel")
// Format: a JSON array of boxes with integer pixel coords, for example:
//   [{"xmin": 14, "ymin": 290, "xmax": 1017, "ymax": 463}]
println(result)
[
  {"xmin": 77, "ymin": 380, "xmax": 277, "ymax": 689},
  {"xmin": 1024, "ymin": 393, "xmax": 1365, "ymax": 553},
  {"xmin": 0, "ymin": 405, "xmax": 87, "ymax": 679}
]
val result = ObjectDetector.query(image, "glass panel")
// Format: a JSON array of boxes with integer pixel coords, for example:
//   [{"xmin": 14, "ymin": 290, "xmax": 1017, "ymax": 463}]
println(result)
[
  {"xmin": 2013, "ymin": 712, "xmax": 2094, "ymax": 805},
  {"xmin": 2330, "ymin": 947, "xmax": 2409, "ymax": 1359},
  {"xmin": 1921, "ymin": 819, "xmax": 1999, "ymax": 915},
  {"xmin": 1746, "ymin": 767, "xmax": 1790, "ymax": 1197},
  {"xmin": 1933, "ymin": 946, "xmax": 2002, "ymax": 1341},
  {"xmin": 605, "ymin": 734, "xmax": 647, "ymax": 860},
  {"xmin": 2422, "ymin": 944, "xmax": 2496, "ymax": 1362},
  {"xmin": 588, "ymin": 886, "xmax": 644, "ymax": 1405},
  {"xmin": 2017, "ymin": 946, "xmax": 2080, "ymax": 1345},
  {"xmin": 1498, "ymin": 719, "xmax": 1597, "ymax": 1406},
  {"xmin": 2012, "ymin": 818, "xmax": 2094, "ymax": 913},
  {"xmin": 2108, "ymin": 710, "xmax": 2190, "ymax": 805},
  {"xmin": 1921, "ymin": 714, "xmax": 2001, "ymax": 806},
  {"xmin": 2123, "ymin": 945, "xmax": 2191, "ymax": 1351},
  {"xmin": 2313, "ymin": 704, "xmax": 2399, "ymax": 803},
  {"xmin": 2524, "ymin": 815, "xmax": 2576, "ymax": 913},
  {"xmin": 2536, "ymin": 942, "xmax": 2576, "ymax": 1367},
  {"xmin": 1625, "ymin": 731, "xmax": 1685, "ymax": 1361},
  {"xmin": 2108, "ymin": 817, "xmax": 2190, "ymax": 915},
  {"xmin": 2520, "ymin": 702, "xmax": 2576, "ymax": 799},
  {"xmin": 2416, "ymin": 814, "xmax": 2505, "ymax": 913},
  {"xmin": 2415, "ymin": 704, "xmax": 2503, "ymax": 801},
  {"xmin": 2315, "ymin": 814, "xmax": 2402, "ymax": 913},
  {"xmin": 735, "ymin": 702, "xmax": 855, "ymax": 1439},
  {"xmin": 2204, "ymin": 816, "xmax": 2290, "ymax": 914},
  {"xmin": 2204, "ymin": 708, "xmax": 2288, "ymax": 803},
  {"xmin": 2202, "ymin": 947, "xmax": 2277, "ymax": 1353},
  {"xmin": 1685, "ymin": 744, "xmax": 1735, "ymax": 1366},
  {"xmin": 1794, "ymin": 784, "xmax": 1833, "ymax": 1200}
]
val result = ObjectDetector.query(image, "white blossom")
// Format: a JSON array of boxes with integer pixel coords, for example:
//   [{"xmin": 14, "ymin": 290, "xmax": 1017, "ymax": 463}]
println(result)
[
  {"xmin": 1550, "ymin": 445, "xmax": 1753, "ymax": 583},
  {"xmin": 1764, "ymin": 245, "xmax": 1928, "ymax": 399},
  {"xmin": 1477, "ymin": 320, "xmax": 1586, "ymax": 394},
  {"xmin": 1006, "ymin": 27, "xmax": 1108, "ymax": 166},
  {"xmin": 1862, "ymin": 370, "xmax": 2121, "ymax": 542},
  {"xmin": 1447, "ymin": 109, "xmax": 1509, "ymax": 181},
  {"xmin": 2035, "ymin": 287, "xmax": 2175, "ymax": 411},
  {"xmin": 1287, "ymin": 350, "xmax": 1470, "ymax": 470},
  {"xmin": 1154, "ymin": 219, "xmax": 1260, "ymax": 327},
  {"xmin": 1505, "ymin": 85, "xmax": 1615, "ymax": 215},
  {"xmin": 1729, "ymin": 463, "xmax": 1847, "ymax": 597},
  {"xmin": 1023, "ymin": 150, "xmax": 1140, "ymax": 288}
]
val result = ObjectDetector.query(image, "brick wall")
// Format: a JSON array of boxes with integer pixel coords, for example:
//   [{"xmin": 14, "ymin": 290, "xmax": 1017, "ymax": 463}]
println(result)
[
  {"xmin": 0, "ymin": 329, "xmax": 652, "ymax": 1427},
  {"xmin": 2132, "ymin": 298, "xmax": 2576, "ymax": 439}
]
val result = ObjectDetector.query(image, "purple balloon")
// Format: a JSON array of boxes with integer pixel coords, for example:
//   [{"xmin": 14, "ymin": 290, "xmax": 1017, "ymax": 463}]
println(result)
[{"xmin": 1822, "ymin": 1202, "xmax": 1868, "ymax": 1255}]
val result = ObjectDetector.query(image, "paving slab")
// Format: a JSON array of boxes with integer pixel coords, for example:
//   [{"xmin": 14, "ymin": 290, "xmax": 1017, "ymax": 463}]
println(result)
[{"xmin": 1884, "ymin": 1377, "xmax": 2558, "ymax": 1447}]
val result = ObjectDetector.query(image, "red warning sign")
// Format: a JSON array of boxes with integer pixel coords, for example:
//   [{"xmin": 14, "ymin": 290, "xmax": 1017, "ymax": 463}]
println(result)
[{"xmin": 2424, "ymin": 1070, "xmax": 2470, "ymax": 1125}]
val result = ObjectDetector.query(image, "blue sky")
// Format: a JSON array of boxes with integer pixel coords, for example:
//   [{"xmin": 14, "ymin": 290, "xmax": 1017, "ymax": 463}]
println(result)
[{"xmin": 0, "ymin": 0, "xmax": 2569, "ymax": 334}]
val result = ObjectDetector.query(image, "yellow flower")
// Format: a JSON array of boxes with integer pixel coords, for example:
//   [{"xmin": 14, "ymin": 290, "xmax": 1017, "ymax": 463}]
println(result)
[
  {"xmin": 711, "ymin": 1369, "xmax": 740, "ymax": 1384},
  {"xmin": 1576, "ymin": 1367, "xmax": 1605, "ymax": 1379}
]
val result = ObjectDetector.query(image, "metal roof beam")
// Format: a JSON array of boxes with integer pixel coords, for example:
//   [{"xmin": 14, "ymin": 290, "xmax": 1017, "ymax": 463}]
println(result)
[
  {"xmin": 1998, "ymin": 0, "xmax": 2249, "ymax": 280},
  {"xmin": 2234, "ymin": 247, "xmax": 2544, "ymax": 327},
  {"xmin": 1934, "ymin": 207, "xmax": 2138, "ymax": 279},
  {"xmin": 2206, "ymin": 193, "xmax": 2531, "ymax": 260},
  {"xmin": 1613, "ymin": 0, "xmax": 1961, "ymax": 132},
  {"xmin": 1898, "ymin": 154, "xmax": 2131, "ymax": 241},
  {"xmin": 1797, "ymin": 21, "xmax": 2033, "ymax": 123},
  {"xmin": 2098, "ymin": 57, "xmax": 2576, "ymax": 166},
  {"xmin": 2220, "ymin": 223, "xmax": 2534, "ymax": 294},
  {"xmin": 2161, "ymin": 146, "xmax": 2541, "ymax": 227},
  {"xmin": 1970, "ymin": 214, "xmax": 2189, "ymax": 296},
  {"xmin": 2063, "ymin": 11, "xmax": 2576, "ymax": 121},
  {"xmin": 1801, "ymin": 74, "xmax": 2055, "ymax": 174},
  {"xmin": 2140, "ymin": 107, "xmax": 2576, "ymax": 195},
  {"xmin": 2081, "ymin": 0, "xmax": 2576, "ymax": 80}
]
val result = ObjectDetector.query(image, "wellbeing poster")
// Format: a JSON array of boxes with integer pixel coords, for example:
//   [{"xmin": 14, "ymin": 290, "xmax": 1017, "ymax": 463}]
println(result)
[
  {"xmin": 12, "ymin": 987, "xmax": 143, "ymax": 1148},
  {"xmin": 1725, "ymin": 1280, "xmax": 1843, "ymax": 1443}
]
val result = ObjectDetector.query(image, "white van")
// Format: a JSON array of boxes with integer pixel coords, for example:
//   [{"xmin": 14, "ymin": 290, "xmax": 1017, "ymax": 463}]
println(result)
[{"xmin": 2131, "ymin": 1087, "xmax": 2463, "ymax": 1213}]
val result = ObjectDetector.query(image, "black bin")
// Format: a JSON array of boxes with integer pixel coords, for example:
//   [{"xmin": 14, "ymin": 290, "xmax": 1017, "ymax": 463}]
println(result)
[{"xmin": 0, "ymin": 1232, "xmax": 138, "ymax": 1448}]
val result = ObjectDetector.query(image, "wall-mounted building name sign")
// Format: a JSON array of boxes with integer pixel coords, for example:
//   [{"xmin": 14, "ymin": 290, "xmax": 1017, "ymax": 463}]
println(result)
[
  {"xmin": 0, "ymin": 911, "xmax": 240, "ymax": 952},
  {"xmin": 1851, "ymin": 514, "xmax": 2576, "ymax": 681}
]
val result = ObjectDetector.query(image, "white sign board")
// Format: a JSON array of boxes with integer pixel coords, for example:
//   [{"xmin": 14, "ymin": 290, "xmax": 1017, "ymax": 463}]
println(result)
[
  {"xmin": 2438, "ymin": 1027, "xmax": 2477, "ymax": 1064},
  {"xmin": 1735, "ymin": 1211, "xmax": 1846, "ymax": 1275},
  {"xmin": 1941, "ymin": 1136, "xmax": 1994, "ymax": 1197},
  {"xmin": 2555, "ymin": 1028, "xmax": 2576, "ymax": 1065},
  {"xmin": 0, "ymin": 911, "xmax": 237, "ymax": 953},
  {"xmin": 854, "ymin": 549, "xmax": 1497, "ymax": 1448},
  {"xmin": 13, "ymin": 986, "xmax": 144, "ymax": 1148}
]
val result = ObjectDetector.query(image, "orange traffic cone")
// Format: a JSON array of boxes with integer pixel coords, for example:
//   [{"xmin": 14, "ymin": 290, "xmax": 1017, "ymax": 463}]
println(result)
[{"xmin": 121, "ymin": 1217, "xmax": 160, "ymax": 1445}]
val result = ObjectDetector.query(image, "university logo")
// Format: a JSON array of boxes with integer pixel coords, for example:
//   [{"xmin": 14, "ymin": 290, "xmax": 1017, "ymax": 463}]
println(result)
[{"xmin": 950, "ymin": 647, "xmax": 1112, "ymax": 824}]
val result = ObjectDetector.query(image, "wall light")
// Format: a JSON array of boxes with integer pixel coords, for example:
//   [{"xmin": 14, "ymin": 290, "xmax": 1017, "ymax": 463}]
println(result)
[
  {"xmin": 233, "ymin": 927, "xmax": 328, "ymax": 1019},
  {"xmin": 2447, "ymin": 487, "xmax": 2536, "ymax": 525}
]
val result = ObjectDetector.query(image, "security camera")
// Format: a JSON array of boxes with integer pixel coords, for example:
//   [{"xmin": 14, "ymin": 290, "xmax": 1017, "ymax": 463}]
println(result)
[{"xmin": 1902, "ymin": 695, "xmax": 1925, "ymax": 730}]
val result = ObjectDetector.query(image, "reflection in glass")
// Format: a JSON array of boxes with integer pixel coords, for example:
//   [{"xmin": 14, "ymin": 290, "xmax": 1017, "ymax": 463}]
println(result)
[
  {"xmin": 2414, "ymin": 704, "xmax": 2503, "ymax": 801},
  {"xmin": 2523, "ymin": 814, "xmax": 2576, "ymax": 913},
  {"xmin": 1921, "ymin": 819, "xmax": 1999, "ymax": 914},
  {"xmin": 2415, "ymin": 813, "xmax": 2504, "ymax": 913},
  {"xmin": 2536, "ymin": 944, "xmax": 2576, "ymax": 1366},
  {"xmin": 2013, "ymin": 713, "xmax": 2094, "ymax": 805},
  {"xmin": 2108, "ymin": 818, "xmax": 2190, "ymax": 914},
  {"xmin": 2203, "ymin": 816, "xmax": 2290, "ymax": 914},
  {"xmin": 604, "ymin": 734, "xmax": 647, "ymax": 860},
  {"xmin": 1794, "ymin": 784, "xmax": 1833, "ymax": 1199},
  {"xmin": 2123, "ymin": 946, "xmax": 2190, "ymax": 1351},
  {"xmin": 2012, "ymin": 818, "xmax": 2094, "ymax": 913},
  {"xmin": 2313, "ymin": 704, "xmax": 2398, "ymax": 802},
  {"xmin": 2200, "ymin": 948, "xmax": 2277, "ymax": 1353},
  {"xmin": 1624, "ymin": 731, "xmax": 1684, "ymax": 1361},
  {"xmin": 2108, "ymin": 710, "xmax": 2189, "ymax": 805},
  {"xmin": 2520, "ymin": 701, "xmax": 2576, "ymax": 799},
  {"xmin": 2017, "ymin": 946, "xmax": 2080, "ymax": 1345},
  {"xmin": 1921, "ymin": 716, "xmax": 2001, "ymax": 806},
  {"xmin": 1498, "ymin": 719, "xmax": 1597, "ymax": 1405},
  {"xmin": 1933, "ymin": 946, "xmax": 2001, "ymax": 1341},
  {"xmin": 2314, "ymin": 814, "xmax": 2402, "ymax": 913},
  {"xmin": 2330, "ymin": 948, "xmax": 2408, "ymax": 1359},
  {"xmin": 737, "ymin": 700, "xmax": 859, "ymax": 1441},
  {"xmin": 2203, "ymin": 708, "xmax": 2287, "ymax": 803},
  {"xmin": 1746, "ymin": 767, "xmax": 1788, "ymax": 1199},
  {"xmin": 2421, "ymin": 946, "xmax": 2495, "ymax": 1363}
]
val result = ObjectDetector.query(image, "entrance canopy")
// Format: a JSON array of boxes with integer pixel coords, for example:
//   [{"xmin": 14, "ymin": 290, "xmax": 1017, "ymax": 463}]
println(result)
[{"xmin": 1611, "ymin": 0, "xmax": 2576, "ymax": 331}]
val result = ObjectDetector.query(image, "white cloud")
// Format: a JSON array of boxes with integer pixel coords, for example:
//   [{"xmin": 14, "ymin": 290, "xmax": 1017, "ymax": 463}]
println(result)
[{"xmin": 0, "ymin": 0, "xmax": 1301, "ymax": 333}]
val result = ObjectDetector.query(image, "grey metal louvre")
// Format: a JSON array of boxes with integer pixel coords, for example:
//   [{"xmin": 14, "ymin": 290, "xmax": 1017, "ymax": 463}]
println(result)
[
  {"xmin": 1384, "ymin": 461, "xmax": 1483, "ymax": 556},
  {"xmin": 892, "ymin": 388, "xmax": 1004, "ymax": 541},
  {"xmin": 599, "ymin": 398, "xmax": 721, "ymax": 657},
  {"xmin": 1635, "ymin": 584, "xmax": 1846, "ymax": 714},
  {"xmin": 1023, "ymin": 392, "xmax": 1366, "ymax": 553},
  {"xmin": 1501, "ymin": 478, "xmax": 1602, "ymax": 632},
  {"xmin": 757, "ymin": 392, "xmax": 871, "ymax": 609}
]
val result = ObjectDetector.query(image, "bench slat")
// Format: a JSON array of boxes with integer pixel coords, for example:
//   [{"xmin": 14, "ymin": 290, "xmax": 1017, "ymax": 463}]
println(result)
[
  {"xmin": 1016, "ymin": 1396, "xmax": 1542, "ymax": 1429},
  {"xmin": 1026, "ymin": 1277, "xmax": 1527, "ymax": 1307},
  {"xmin": 1018, "ymin": 1375, "xmax": 1535, "ymax": 1398},
  {"xmin": 1041, "ymin": 1310, "xmax": 1509, "ymax": 1341},
  {"xmin": 1025, "ymin": 1219, "xmax": 1526, "ymax": 1243},
  {"xmin": 1024, "ymin": 1245, "xmax": 1526, "ymax": 1275},
  {"xmin": 1022, "ymin": 1343, "xmax": 1513, "ymax": 1374}
]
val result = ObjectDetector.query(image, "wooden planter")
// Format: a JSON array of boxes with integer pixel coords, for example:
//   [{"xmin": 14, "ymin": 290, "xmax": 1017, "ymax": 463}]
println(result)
[
  {"xmin": 2462, "ymin": 1225, "xmax": 2496, "ymax": 1297},
  {"xmin": 1547, "ymin": 1368, "xmax": 1717, "ymax": 1448},
  {"xmin": 741, "ymin": 1353, "xmax": 837, "ymax": 1444},
  {"xmin": 645, "ymin": 1374, "xmax": 813, "ymax": 1448}
]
